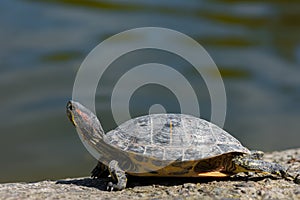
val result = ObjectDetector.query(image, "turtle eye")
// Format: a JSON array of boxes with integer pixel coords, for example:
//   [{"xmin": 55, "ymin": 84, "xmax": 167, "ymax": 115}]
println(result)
[{"xmin": 67, "ymin": 101, "xmax": 74, "ymax": 111}]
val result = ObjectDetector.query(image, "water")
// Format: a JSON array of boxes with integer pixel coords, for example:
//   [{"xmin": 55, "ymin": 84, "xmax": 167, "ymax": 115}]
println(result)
[{"xmin": 0, "ymin": 0, "xmax": 300, "ymax": 183}]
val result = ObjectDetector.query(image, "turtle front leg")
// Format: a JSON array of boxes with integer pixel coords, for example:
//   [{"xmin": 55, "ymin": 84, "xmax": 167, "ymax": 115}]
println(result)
[
  {"xmin": 107, "ymin": 160, "xmax": 127, "ymax": 191},
  {"xmin": 233, "ymin": 157, "xmax": 292, "ymax": 180}
]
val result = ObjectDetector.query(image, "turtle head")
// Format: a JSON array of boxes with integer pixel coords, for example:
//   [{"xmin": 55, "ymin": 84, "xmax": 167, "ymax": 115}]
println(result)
[{"xmin": 66, "ymin": 100, "xmax": 105, "ymax": 140}]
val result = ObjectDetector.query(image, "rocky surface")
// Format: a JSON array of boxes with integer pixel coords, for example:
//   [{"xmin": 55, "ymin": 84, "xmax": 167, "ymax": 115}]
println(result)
[{"xmin": 1, "ymin": 148, "xmax": 299, "ymax": 200}]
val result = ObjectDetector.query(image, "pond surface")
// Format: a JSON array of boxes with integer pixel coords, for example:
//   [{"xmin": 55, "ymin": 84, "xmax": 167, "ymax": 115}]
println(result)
[{"xmin": 0, "ymin": 0, "xmax": 300, "ymax": 183}]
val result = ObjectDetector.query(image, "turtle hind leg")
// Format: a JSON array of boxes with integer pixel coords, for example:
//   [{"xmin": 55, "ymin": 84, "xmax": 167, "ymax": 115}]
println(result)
[
  {"xmin": 107, "ymin": 160, "xmax": 127, "ymax": 191},
  {"xmin": 91, "ymin": 162, "xmax": 110, "ymax": 178},
  {"xmin": 233, "ymin": 157, "xmax": 292, "ymax": 179}
]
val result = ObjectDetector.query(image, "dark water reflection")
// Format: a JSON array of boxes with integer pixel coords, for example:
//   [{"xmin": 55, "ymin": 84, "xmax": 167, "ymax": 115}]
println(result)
[{"xmin": 0, "ymin": 0, "xmax": 299, "ymax": 182}]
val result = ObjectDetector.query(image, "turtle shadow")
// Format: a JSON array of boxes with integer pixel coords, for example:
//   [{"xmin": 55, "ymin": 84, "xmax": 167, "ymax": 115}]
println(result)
[
  {"xmin": 126, "ymin": 174, "xmax": 281, "ymax": 188},
  {"xmin": 126, "ymin": 176, "xmax": 229, "ymax": 188},
  {"xmin": 56, "ymin": 177, "xmax": 109, "ymax": 191},
  {"xmin": 55, "ymin": 176, "xmax": 229, "ymax": 190},
  {"xmin": 56, "ymin": 175, "xmax": 280, "ymax": 191}
]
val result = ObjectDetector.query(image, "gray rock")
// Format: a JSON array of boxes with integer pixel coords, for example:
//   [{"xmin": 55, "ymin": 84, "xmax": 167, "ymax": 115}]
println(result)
[{"xmin": 0, "ymin": 148, "xmax": 299, "ymax": 200}]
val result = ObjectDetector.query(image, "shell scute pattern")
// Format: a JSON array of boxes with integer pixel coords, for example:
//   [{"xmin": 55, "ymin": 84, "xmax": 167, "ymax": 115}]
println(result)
[
  {"xmin": 105, "ymin": 129, "xmax": 130, "ymax": 150},
  {"xmin": 145, "ymin": 146, "xmax": 164, "ymax": 158},
  {"xmin": 191, "ymin": 119, "xmax": 216, "ymax": 145},
  {"xmin": 105, "ymin": 114, "xmax": 250, "ymax": 161},
  {"xmin": 152, "ymin": 114, "xmax": 190, "ymax": 147},
  {"xmin": 184, "ymin": 144, "xmax": 220, "ymax": 161},
  {"xmin": 166, "ymin": 116, "xmax": 187, "ymax": 147},
  {"xmin": 165, "ymin": 148, "xmax": 183, "ymax": 161},
  {"xmin": 217, "ymin": 144, "xmax": 245, "ymax": 153},
  {"xmin": 152, "ymin": 115, "xmax": 171, "ymax": 146},
  {"xmin": 126, "ymin": 143, "xmax": 145, "ymax": 154},
  {"xmin": 182, "ymin": 116, "xmax": 200, "ymax": 146},
  {"xmin": 133, "ymin": 116, "xmax": 152, "ymax": 145},
  {"xmin": 126, "ymin": 115, "xmax": 152, "ymax": 145}
]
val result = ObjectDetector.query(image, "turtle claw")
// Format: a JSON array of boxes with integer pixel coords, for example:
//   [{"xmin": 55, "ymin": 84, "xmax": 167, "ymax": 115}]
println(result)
[
  {"xmin": 107, "ymin": 182, "xmax": 114, "ymax": 191},
  {"xmin": 106, "ymin": 181, "xmax": 124, "ymax": 191}
]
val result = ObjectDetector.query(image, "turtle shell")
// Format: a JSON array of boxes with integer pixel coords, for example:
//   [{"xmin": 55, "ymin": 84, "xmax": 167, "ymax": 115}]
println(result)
[{"xmin": 104, "ymin": 114, "xmax": 250, "ymax": 162}]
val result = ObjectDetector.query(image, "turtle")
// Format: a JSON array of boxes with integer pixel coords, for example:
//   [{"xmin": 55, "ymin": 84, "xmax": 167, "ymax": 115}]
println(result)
[{"xmin": 66, "ymin": 100, "xmax": 293, "ymax": 191}]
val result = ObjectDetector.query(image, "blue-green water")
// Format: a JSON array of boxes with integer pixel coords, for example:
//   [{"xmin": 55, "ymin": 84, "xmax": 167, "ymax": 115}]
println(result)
[{"xmin": 1, "ymin": 0, "xmax": 300, "ymax": 183}]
